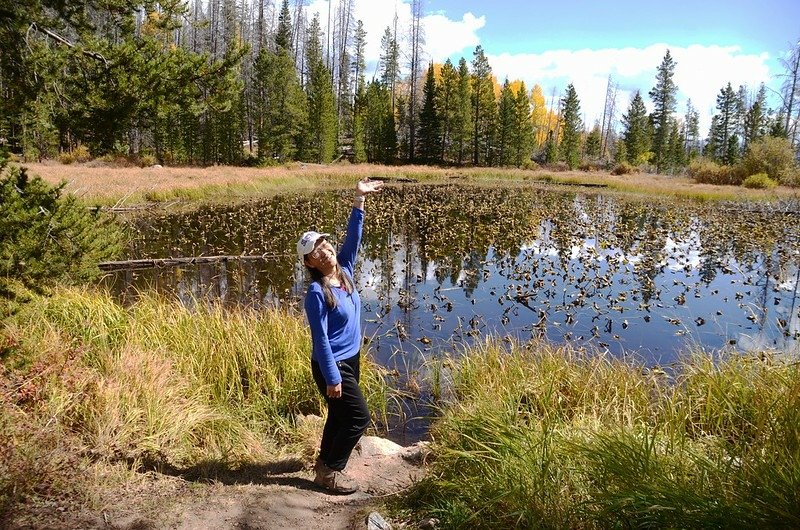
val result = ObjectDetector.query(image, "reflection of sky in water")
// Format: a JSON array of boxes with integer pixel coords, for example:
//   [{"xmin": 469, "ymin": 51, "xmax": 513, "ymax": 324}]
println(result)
[
  {"xmin": 104, "ymin": 187, "xmax": 800, "ymax": 373},
  {"xmin": 350, "ymin": 231, "xmax": 800, "ymax": 370}
]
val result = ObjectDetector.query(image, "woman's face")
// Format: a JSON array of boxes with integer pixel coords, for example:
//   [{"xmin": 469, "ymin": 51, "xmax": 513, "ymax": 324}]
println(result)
[{"xmin": 306, "ymin": 237, "xmax": 337, "ymax": 271}]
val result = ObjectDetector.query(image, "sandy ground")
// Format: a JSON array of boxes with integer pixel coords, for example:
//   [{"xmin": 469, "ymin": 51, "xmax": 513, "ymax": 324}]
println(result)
[{"xmin": 5, "ymin": 437, "xmax": 428, "ymax": 530}]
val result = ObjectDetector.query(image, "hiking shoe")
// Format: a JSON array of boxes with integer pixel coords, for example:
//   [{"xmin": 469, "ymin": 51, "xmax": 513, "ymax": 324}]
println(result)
[{"xmin": 313, "ymin": 462, "xmax": 359, "ymax": 494}]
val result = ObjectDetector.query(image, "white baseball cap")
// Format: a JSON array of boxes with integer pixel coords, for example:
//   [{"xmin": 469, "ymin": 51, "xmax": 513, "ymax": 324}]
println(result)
[{"xmin": 297, "ymin": 230, "xmax": 330, "ymax": 260}]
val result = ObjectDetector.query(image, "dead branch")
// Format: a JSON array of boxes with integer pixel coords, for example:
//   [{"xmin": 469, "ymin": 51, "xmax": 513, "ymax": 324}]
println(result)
[
  {"xmin": 28, "ymin": 23, "xmax": 109, "ymax": 67},
  {"xmin": 98, "ymin": 253, "xmax": 292, "ymax": 271}
]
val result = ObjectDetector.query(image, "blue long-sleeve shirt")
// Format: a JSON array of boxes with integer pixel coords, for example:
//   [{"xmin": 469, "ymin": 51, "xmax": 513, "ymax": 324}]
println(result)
[{"xmin": 304, "ymin": 207, "xmax": 363, "ymax": 386}]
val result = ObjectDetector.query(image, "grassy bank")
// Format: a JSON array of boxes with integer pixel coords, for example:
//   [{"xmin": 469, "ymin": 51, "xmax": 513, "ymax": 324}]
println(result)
[
  {"xmin": 24, "ymin": 162, "xmax": 795, "ymax": 206},
  {"xmin": 398, "ymin": 341, "xmax": 800, "ymax": 528},
  {"xmin": 0, "ymin": 287, "xmax": 392, "ymax": 517}
]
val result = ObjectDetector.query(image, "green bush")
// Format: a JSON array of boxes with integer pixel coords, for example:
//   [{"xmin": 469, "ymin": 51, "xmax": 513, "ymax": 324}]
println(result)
[
  {"xmin": 58, "ymin": 145, "xmax": 92, "ymax": 165},
  {"xmin": 742, "ymin": 172, "xmax": 778, "ymax": 189},
  {"xmin": 138, "ymin": 153, "xmax": 157, "ymax": 167},
  {"xmin": 58, "ymin": 151, "xmax": 76, "ymax": 164},
  {"xmin": 688, "ymin": 158, "xmax": 743, "ymax": 185},
  {"xmin": 0, "ymin": 156, "xmax": 125, "ymax": 301},
  {"xmin": 611, "ymin": 162, "xmax": 635, "ymax": 175},
  {"xmin": 739, "ymin": 136, "xmax": 799, "ymax": 185}
]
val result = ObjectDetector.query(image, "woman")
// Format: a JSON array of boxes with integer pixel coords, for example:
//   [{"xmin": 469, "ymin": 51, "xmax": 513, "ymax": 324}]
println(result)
[{"xmin": 297, "ymin": 177, "xmax": 383, "ymax": 494}]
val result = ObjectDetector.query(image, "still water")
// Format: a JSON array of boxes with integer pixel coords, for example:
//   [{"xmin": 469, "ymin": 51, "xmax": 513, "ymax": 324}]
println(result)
[{"xmin": 104, "ymin": 184, "xmax": 800, "ymax": 371}]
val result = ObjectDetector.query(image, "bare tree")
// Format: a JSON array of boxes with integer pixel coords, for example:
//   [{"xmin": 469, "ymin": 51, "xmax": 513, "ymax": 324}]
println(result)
[
  {"xmin": 781, "ymin": 40, "xmax": 800, "ymax": 148},
  {"xmin": 407, "ymin": 0, "xmax": 423, "ymax": 161},
  {"xmin": 600, "ymin": 75, "xmax": 618, "ymax": 160},
  {"xmin": 334, "ymin": 0, "xmax": 354, "ymax": 134}
]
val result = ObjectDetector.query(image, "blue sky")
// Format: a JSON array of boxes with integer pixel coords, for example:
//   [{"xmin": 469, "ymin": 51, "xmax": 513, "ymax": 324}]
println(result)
[{"xmin": 306, "ymin": 0, "xmax": 800, "ymax": 133}]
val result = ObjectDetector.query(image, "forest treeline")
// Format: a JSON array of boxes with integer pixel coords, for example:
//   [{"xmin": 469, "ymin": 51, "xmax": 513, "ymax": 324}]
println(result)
[{"xmin": 1, "ymin": 0, "xmax": 799, "ymax": 173}]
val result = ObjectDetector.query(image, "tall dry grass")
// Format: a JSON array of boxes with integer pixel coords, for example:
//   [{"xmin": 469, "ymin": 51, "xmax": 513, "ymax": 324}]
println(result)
[
  {"xmin": 1, "ymin": 287, "xmax": 392, "ymax": 515},
  {"xmin": 23, "ymin": 162, "xmax": 791, "ymax": 206},
  {"xmin": 400, "ymin": 340, "xmax": 800, "ymax": 528}
]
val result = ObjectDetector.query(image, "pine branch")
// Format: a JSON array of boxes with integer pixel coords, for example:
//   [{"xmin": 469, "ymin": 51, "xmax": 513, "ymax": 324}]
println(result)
[{"xmin": 28, "ymin": 23, "xmax": 109, "ymax": 67}]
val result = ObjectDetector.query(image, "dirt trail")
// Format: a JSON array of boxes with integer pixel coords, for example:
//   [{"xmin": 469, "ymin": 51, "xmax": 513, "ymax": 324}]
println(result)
[{"xmin": 8, "ymin": 437, "xmax": 427, "ymax": 530}]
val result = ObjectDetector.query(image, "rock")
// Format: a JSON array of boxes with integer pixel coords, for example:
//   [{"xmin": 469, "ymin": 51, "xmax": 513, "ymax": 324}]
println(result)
[
  {"xmin": 418, "ymin": 517, "xmax": 439, "ymax": 529},
  {"xmin": 357, "ymin": 436, "xmax": 404, "ymax": 457},
  {"xmin": 401, "ymin": 441, "xmax": 431, "ymax": 464},
  {"xmin": 151, "ymin": 164, "xmax": 163, "ymax": 168},
  {"xmin": 366, "ymin": 511, "xmax": 392, "ymax": 530}
]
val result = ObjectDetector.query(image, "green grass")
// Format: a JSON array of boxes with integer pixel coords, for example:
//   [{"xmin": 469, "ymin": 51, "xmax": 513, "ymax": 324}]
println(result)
[
  {"xmin": 0, "ymin": 287, "xmax": 393, "ymax": 515},
  {"xmin": 399, "ymin": 341, "xmax": 800, "ymax": 529}
]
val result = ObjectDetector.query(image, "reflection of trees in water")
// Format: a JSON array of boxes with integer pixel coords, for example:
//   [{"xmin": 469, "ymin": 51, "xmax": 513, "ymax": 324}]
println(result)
[{"xmin": 117, "ymin": 186, "xmax": 800, "ymax": 333}]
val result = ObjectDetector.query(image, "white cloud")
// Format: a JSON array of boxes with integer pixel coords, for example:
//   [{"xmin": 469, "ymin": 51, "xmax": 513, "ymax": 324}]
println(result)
[
  {"xmin": 487, "ymin": 44, "xmax": 772, "ymax": 134},
  {"xmin": 299, "ymin": 3, "xmax": 772, "ymax": 135},
  {"xmin": 422, "ymin": 12, "xmax": 484, "ymax": 63},
  {"xmin": 304, "ymin": 0, "xmax": 482, "ymax": 76}
]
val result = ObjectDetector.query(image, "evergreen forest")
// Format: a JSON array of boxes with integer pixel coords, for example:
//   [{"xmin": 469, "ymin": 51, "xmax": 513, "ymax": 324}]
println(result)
[{"xmin": 2, "ymin": 0, "xmax": 799, "ymax": 173}]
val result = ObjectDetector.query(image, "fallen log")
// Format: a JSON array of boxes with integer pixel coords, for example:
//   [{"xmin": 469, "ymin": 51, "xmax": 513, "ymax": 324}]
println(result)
[{"xmin": 98, "ymin": 253, "xmax": 290, "ymax": 272}]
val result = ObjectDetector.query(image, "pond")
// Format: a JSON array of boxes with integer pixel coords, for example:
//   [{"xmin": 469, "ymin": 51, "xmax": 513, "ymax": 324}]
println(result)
[{"xmin": 104, "ymin": 184, "xmax": 800, "ymax": 372}]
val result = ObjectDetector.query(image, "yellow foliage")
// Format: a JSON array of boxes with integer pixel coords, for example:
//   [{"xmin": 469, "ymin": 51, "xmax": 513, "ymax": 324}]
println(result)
[
  {"xmin": 508, "ymin": 79, "xmax": 524, "ymax": 95},
  {"xmin": 491, "ymin": 75, "xmax": 502, "ymax": 98},
  {"xmin": 433, "ymin": 62, "xmax": 444, "ymax": 81},
  {"xmin": 530, "ymin": 84, "xmax": 549, "ymax": 146}
]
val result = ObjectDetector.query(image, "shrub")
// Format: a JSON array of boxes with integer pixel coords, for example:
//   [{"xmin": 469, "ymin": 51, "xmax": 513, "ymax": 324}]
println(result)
[
  {"xmin": 742, "ymin": 172, "xmax": 778, "ymax": 189},
  {"xmin": 138, "ymin": 153, "xmax": 157, "ymax": 167},
  {"xmin": 548, "ymin": 161, "xmax": 570, "ymax": 172},
  {"xmin": 58, "ymin": 145, "xmax": 91, "ymax": 165},
  {"xmin": 72, "ymin": 145, "xmax": 91, "ymax": 163},
  {"xmin": 0, "ymin": 161, "xmax": 125, "ymax": 300},
  {"xmin": 739, "ymin": 136, "xmax": 799, "ymax": 185},
  {"xmin": 611, "ymin": 162, "xmax": 635, "ymax": 175},
  {"xmin": 688, "ymin": 158, "xmax": 743, "ymax": 185},
  {"xmin": 58, "ymin": 150, "xmax": 75, "ymax": 165},
  {"xmin": 579, "ymin": 161, "xmax": 604, "ymax": 172}
]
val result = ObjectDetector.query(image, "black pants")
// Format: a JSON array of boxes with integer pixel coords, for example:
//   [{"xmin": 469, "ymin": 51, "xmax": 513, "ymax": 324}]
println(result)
[{"xmin": 311, "ymin": 354, "xmax": 370, "ymax": 471}]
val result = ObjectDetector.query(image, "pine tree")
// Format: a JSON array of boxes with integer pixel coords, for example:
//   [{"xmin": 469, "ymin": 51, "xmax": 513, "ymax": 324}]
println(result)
[
  {"xmin": 417, "ymin": 63, "xmax": 441, "ymax": 163},
  {"xmin": 711, "ymin": 83, "xmax": 741, "ymax": 164},
  {"xmin": 254, "ymin": 53, "xmax": 306, "ymax": 162},
  {"xmin": 621, "ymin": 91, "xmax": 651, "ymax": 165},
  {"xmin": 743, "ymin": 83, "xmax": 768, "ymax": 150},
  {"xmin": 545, "ymin": 130, "xmax": 558, "ymax": 164},
  {"xmin": 704, "ymin": 115, "xmax": 720, "ymax": 158},
  {"xmin": 613, "ymin": 138, "xmax": 627, "ymax": 164},
  {"xmin": 436, "ymin": 59, "xmax": 459, "ymax": 163},
  {"xmin": 351, "ymin": 20, "xmax": 368, "ymax": 163},
  {"xmin": 496, "ymin": 79, "xmax": 516, "ymax": 166},
  {"xmin": 470, "ymin": 45, "xmax": 496, "ymax": 166},
  {"xmin": 275, "ymin": 0, "xmax": 292, "ymax": 51},
  {"xmin": 560, "ymin": 83, "xmax": 582, "ymax": 169},
  {"xmin": 363, "ymin": 81, "xmax": 396, "ymax": 163},
  {"xmin": 666, "ymin": 118, "xmax": 684, "ymax": 172},
  {"xmin": 379, "ymin": 26, "xmax": 400, "ymax": 110},
  {"xmin": 453, "ymin": 57, "xmax": 473, "ymax": 165},
  {"xmin": 395, "ymin": 95, "xmax": 410, "ymax": 161},
  {"xmin": 648, "ymin": 50, "xmax": 678, "ymax": 173},
  {"xmin": 683, "ymin": 99, "xmax": 701, "ymax": 161},
  {"xmin": 585, "ymin": 123, "xmax": 602, "ymax": 160},
  {"xmin": 511, "ymin": 81, "xmax": 534, "ymax": 167},
  {"xmin": 303, "ymin": 15, "xmax": 337, "ymax": 163}
]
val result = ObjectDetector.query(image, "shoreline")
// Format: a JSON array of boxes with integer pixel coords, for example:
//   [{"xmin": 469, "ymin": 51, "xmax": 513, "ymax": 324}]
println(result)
[{"xmin": 20, "ymin": 161, "xmax": 796, "ymax": 206}]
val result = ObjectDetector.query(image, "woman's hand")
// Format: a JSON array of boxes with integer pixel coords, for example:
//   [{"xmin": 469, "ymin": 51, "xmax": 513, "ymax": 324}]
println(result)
[
  {"xmin": 327, "ymin": 383, "xmax": 342, "ymax": 399},
  {"xmin": 356, "ymin": 177, "xmax": 384, "ymax": 197}
]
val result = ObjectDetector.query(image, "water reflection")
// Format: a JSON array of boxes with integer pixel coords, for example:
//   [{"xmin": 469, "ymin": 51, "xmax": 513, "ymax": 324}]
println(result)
[{"xmin": 104, "ymin": 185, "xmax": 800, "ymax": 369}]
